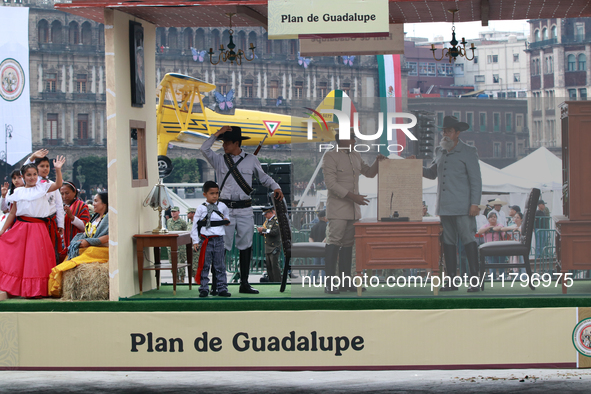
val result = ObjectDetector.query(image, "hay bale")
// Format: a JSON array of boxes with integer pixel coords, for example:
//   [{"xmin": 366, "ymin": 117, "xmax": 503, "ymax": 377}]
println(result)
[{"xmin": 61, "ymin": 262, "xmax": 109, "ymax": 301}]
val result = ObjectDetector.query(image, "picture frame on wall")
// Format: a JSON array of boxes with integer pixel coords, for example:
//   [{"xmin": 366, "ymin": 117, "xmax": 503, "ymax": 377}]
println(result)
[{"xmin": 129, "ymin": 21, "xmax": 145, "ymax": 107}]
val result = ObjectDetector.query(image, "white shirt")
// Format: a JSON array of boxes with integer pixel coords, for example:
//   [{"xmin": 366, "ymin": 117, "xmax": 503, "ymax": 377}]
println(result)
[
  {"xmin": 493, "ymin": 208, "xmax": 507, "ymax": 227},
  {"xmin": 6, "ymin": 182, "xmax": 52, "ymax": 217},
  {"xmin": 23, "ymin": 158, "xmax": 65, "ymax": 227},
  {"xmin": 191, "ymin": 201, "xmax": 230, "ymax": 243},
  {"xmin": 0, "ymin": 196, "xmax": 9, "ymax": 213}
]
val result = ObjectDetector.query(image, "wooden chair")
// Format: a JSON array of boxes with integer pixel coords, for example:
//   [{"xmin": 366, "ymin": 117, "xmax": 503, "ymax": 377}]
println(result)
[
  {"xmin": 479, "ymin": 188, "xmax": 540, "ymax": 291},
  {"xmin": 291, "ymin": 242, "xmax": 326, "ymax": 271}
]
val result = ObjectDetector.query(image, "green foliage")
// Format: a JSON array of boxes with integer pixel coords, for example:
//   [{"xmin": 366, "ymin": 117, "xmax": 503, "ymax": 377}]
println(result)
[
  {"xmin": 166, "ymin": 158, "xmax": 201, "ymax": 183},
  {"xmin": 74, "ymin": 156, "xmax": 108, "ymax": 188}
]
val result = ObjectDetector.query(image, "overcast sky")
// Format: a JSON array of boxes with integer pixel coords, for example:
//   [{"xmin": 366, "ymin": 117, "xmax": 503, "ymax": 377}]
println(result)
[{"xmin": 404, "ymin": 20, "xmax": 530, "ymax": 41}]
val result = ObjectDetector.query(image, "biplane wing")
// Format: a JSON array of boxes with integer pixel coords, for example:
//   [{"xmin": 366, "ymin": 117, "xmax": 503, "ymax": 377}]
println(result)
[{"xmin": 156, "ymin": 73, "xmax": 356, "ymax": 174}]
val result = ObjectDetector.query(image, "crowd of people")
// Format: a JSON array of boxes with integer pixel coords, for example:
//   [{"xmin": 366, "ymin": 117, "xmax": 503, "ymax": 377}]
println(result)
[
  {"xmin": 0, "ymin": 149, "xmax": 109, "ymax": 299},
  {"xmin": 293, "ymin": 181, "xmax": 325, "ymax": 196}
]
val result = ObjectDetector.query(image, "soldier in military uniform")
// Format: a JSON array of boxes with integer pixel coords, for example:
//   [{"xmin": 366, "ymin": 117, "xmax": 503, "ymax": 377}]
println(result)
[
  {"xmin": 166, "ymin": 206, "xmax": 188, "ymax": 282},
  {"xmin": 186, "ymin": 207, "xmax": 199, "ymax": 274},
  {"xmin": 410, "ymin": 116, "xmax": 483, "ymax": 292},
  {"xmin": 201, "ymin": 126, "xmax": 283, "ymax": 294},
  {"xmin": 257, "ymin": 206, "xmax": 282, "ymax": 282}
]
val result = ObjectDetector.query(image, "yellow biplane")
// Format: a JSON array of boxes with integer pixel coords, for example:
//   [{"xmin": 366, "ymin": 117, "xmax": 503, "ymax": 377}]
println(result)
[{"xmin": 156, "ymin": 73, "xmax": 351, "ymax": 175}]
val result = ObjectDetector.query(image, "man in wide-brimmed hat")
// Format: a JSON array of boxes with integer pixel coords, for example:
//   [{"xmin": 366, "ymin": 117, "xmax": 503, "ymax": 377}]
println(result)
[
  {"xmin": 201, "ymin": 126, "xmax": 284, "ymax": 294},
  {"xmin": 257, "ymin": 205, "xmax": 281, "ymax": 283},
  {"xmin": 410, "ymin": 115, "xmax": 482, "ymax": 292},
  {"xmin": 487, "ymin": 198, "xmax": 508, "ymax": 226}
]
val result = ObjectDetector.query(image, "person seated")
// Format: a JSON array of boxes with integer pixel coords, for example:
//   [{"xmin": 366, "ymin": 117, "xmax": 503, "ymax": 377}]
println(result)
[
  {"xmin": 48, "ymin": 192, "xmax": 109, "ymax": 297},
  {"xmin": 59, "ymin": 181, "xmax": 91, "ymax": 262}
]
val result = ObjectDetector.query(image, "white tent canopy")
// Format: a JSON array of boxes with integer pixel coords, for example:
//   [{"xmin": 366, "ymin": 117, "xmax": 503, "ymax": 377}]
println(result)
[{"xmin": 502, "ymin": 147, "xmax": 563, "ymax": 191}]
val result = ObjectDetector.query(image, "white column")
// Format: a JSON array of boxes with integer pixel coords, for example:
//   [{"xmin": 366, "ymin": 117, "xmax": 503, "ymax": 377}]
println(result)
[
  {"xmin": 283, "ymin": 73, "xmax": 287, "ymax": 99},
  {"xmin": 257, "ymin": 72, "xmax": 261, "ymax": 98},
  {"xmin": 313, "ymin": 74, "xmax": 317, "ymax": 99},
  {"xmin": 306, "ymin": 74, "xmax": 311, "ymax": 98},
  {"xmin": 61, "ymin": 110, "xmax": 66, "ymax": 141},
  {"xmin": 336, "ymin": 75, "xmax": 340, "ymax": 90},
  {"xmin": 92, "ymin": 110, "xmax": 96, "ymax": 141},
  {"xmin": 204, "ymin": 69, "xmax": 208, "ymax": 84},
  {"xmin": 354, "ymin": 76, "xmax": 358, "ymax": 98},
  {"xmin": 38, "ymin": 64, "xmax": 43, "ymax": 93},
  {"xmin": 98, "ymin": 66, "xmax": 104, "ymax": 94},
  {"xmin": 331, "ymin": 75, "xmax": 335, "ymax": 91},
  {"xmin": 263, "ymin": 71, "xmax": 268, "ymax": 99},
  {"xmin": 61, "ymin": 65, "xmax": 66, "ymax": 93},
  {"xmin": 69, "ymin": 65, "xmax": 74, "ymax": 93},
  {"xmin": 39, "ymin": 108, "xmax": 44, "ymax": 141},
  {"xmin": 287, "ymin": 73, "xmax": 291, "ymax": 100},
  {"xmin": 236, "ymin": 70, "xmax": 241, "ymax": 98},
  {"xmin": 99, "ymin": 109, "xmax": 104, "ymax": 143},
  {"xmin": 91, "ymin": 66, "xmax": 96, "ymax": 93},
  {"xmin": 69, "ymin": 109, "xmax": 74, "ymax": 143}
]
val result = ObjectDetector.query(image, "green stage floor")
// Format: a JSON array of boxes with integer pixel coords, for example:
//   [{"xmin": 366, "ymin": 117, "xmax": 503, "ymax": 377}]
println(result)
[{"xmin": 2, "ymin": 280, "xmax": 591, "ymax": 312}]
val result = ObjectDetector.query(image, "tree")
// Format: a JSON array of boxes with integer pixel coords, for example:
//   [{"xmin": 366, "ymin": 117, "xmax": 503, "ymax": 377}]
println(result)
[
  {"xmin": 166, "ymin": 157, "xmax": 200, "ymax": 183},
  {"xmin": 74, "ymin": 156, "xmax": 108, "ymax": 189}
]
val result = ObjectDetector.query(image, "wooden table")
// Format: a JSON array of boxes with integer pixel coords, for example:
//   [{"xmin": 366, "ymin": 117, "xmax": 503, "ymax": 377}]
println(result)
[
  {"xmin": 555, "ymin": 217, "xmax": 591, "ymax": 294},
  {"xmin": 354, "ymin": 219, "xmax": 442, "ymax": 296},
  {"xmin": 133, "ymin": 231, "xmax": 193, "ymax": 295}
]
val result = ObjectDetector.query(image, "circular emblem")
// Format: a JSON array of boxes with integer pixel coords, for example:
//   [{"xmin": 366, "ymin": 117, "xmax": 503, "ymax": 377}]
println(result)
[
  {"xmin": 572, "ymin": 318, "xmax": 591, "ymax": 357},
  {"xmin": 0, "ymin": 58, "xmax": 25, "ymax": 102}
]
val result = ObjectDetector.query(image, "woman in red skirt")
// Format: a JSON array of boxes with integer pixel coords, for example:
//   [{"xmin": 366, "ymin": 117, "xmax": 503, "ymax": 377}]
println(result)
[
  {"xmin": 59, "ymin": 181, "xmax": 90, "ymax": 262},
  {"xmin": 0, "ymin": 156, "xmax": 65, "ymax": 298}
]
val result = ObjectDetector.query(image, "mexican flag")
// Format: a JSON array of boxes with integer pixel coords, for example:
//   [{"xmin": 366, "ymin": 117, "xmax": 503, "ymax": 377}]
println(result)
[{"xmin": 377, "ymin": 54, "xmax": 403, "ymax": 156}]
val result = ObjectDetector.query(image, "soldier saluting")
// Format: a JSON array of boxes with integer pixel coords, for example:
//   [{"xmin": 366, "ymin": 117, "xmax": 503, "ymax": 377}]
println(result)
[{"xmin": 201, "ymin": 126, "xmax": 283, "ymax": 294}]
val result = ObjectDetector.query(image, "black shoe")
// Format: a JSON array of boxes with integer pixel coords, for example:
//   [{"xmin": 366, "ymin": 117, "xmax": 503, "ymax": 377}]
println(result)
[
  {"xmin": 440, "ymin": 285, "xmax": 458, "ymax": 291},
  {"xmin": 199, "ymin": 290, "xmax": 208, "ymax": 298},
  {"xmin": 467, "ymin": 286, "xmax": 480, "ymax": 293},
  {"xmin": 324, "ymin": 287, "xmax": 340, "ymax": 294},
  {"xmin": 239, "ymin": 283, "xmax": 259, "ymax": 294},
  {"xmin": 218, "ymin": 290, "xmax": 231, "ymax": 297}
]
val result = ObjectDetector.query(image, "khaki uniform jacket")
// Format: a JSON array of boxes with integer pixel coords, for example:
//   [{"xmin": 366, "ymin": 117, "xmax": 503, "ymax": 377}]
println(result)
[
  {"xmin": 323, "ymin": 150, "xmax": 378, "ymax": 220},
  {"xmin": 423, "ymin": 139, "xmax": 482, "ymax": 216},
  {"xmin": 263, "ymin": 215, "xmax": 281, "ymax": 253}
]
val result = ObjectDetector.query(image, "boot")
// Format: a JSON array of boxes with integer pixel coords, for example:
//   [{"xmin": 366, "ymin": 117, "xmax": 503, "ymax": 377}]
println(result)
[
  {"xmin": 324, "ymin": 244, "xmax": 340, "ymax": 294},
  {"xmin": 239, "ymin": 247, "xmax": 259, "ymax": 294},
  {"xmin": 441, "ymin": 243, "xmax": 458, "ymax": 291},
  {"xmin": 338, "ymin": 246, "xmax": 355, "ymax": 292},
  {"xmin": 465, "ymin": 242, "xmax": 481, "ymax": 293}
]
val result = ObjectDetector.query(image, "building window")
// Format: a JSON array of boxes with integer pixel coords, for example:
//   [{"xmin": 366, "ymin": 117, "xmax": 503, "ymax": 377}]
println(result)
[
  {"xmin": 317, "ymin": 81, "xmax": 328, "ymax": 98},
  {"xmin": 505, "ymin": 113, "xmax": 513, "ymax": 132},
  {"xmin": 493, "ymin": 113, "xmax": 500, "ymax": 132},
  {"xmin": 407, "ymin": 62, "xmax": 417, "ymax": 76},
  {"xmin": 418, "ymin": 62, "xmax": 428, "ymax": 75},
  {"xmin": 507, "ymin": 92, "xmax": 517, "ymax": 98},
  {"xmin": 81, "ymin": 22, "xmax": 92, "ymax": 46},
  {"xmin": 514, "ymin": 73, "xmax": 520, "ymax": 82},
  {"xmin": 46, "ymin": 113, "xmax": 59, "ymax": 140},
  {"xmin": 568, "ymin": 89, "xmax": 577, "ymax": 99},
  {"xmin": 516, "ymin": 114, "xmax": 524, "ymax": 132},
  {"xmin": 51, "ymin": 21, "xmax": 63, "ymax": 44},
  {"xmin": 294, "ymin": 81, "xmax": 303, "ymax": 99},
  {"xmin": 493, "ymin": 74, "xmax": 499, "ymax": 83},
  {"xmin": 567, "ymin": 54, "xmax": 576, "ymax": 71},
  {"xmin": 427, "ymin": 63, "xmax": 436, "ymax": 76},
  {"xmin": 130, "ymin": 120, "xmax": 148, "ymax": 187},
  {"xmin": 243, "ymin": 79, "xmax": 253, "ymax": 98},
  {"xmin": 542, "ymin": 28, "xmax": 548, "ymax": 40},
  {"xmin": 436, "ymin": 111, "xmax": 444, "ymax": 127},
  {"xmin": 473, "ymin": 56, "xmax": 478, "ymax": 64},
  {"xmin": 518, "ymin": 91, "xmax": 527, "ymax": 98},
  {"xmin": 45, "ymin": 73, "xmax": 57, "ymax": 92},
  {"xmin": 534, "ymin": 29, "xmax": 540, "ymax": 42},
  {"xmin": 77, "ymin": 114, "xmax": 89, "ymax": 140},
  {"xmin": 341, "ymin": 82, "xmax": 351, "ymax": 96},
  {"xmin": 493, "ymin": 142, "xmax": 501, "ymax": 158},
  {"xmin": 513, "ymin": 53, "xmax": 519, "ymax": 62},
  {"xmin": 492, "ymin": 55, "xmax": 498, "ymax": 63},
  {"xmin": 452, "ymin": 111, "xmax": 460, "ymax": 120},
  {"xmin": 547, "ymin": 56, "xmax": 553, "ymax": 73},
  {"xmin": 578, "ymin": 54, "xmax": 586, "ymax": 71},
  {"xmin": 68, "ymin": 21, "xmax": 79, "ymax": 45},
  {"xmin": 479, "ymin": 112, "xmax": 487, "ymax": 132},
  {"xmin": 575, "ymin": 22, "xmax": 585, "ymax": 42},
  {"xmin": 437, "ymin": 64, "xmax": 446, "ymax": 76},
  {"xmin": 580, "ymin": 88, "xmax": 587, "ymax": 100},
  {"xmin": 475, "ymin": 75, "xmax": 485, "ymax": 83},
  {"xmin": 551, "ymin": 25, "xmax": 557, "ymax": 38},
  {"xmin": 216, "ymin": 78, "xmax": 228, "ymax": 95},
  {"xmin": 269, "ymin": 80, "xmax": 279, "ymax": 99},
  {"xmin": 535, "ymin": 58, "xmax": 540, "ymax": 75},
  {"xmin": 466, "ymin": 112, "xmax": 473, "ymax": 131},
  {"xmin": 506, "ymin": 142, "xmax": 514, "ymax": 158},
  {"xmin": 38, "ymin": 20, "xmax": 49, "ymax": 44},
  {"xmin": 290, "ymin": 40, "xmax": 298, "ymax": 55},
  {"xmin": 76, "ymin": 74, "xmax": 87, "ymax": 93},
  {"xmin": 487, "ymin": 55, "xmax": 492, "ymax": 63}
]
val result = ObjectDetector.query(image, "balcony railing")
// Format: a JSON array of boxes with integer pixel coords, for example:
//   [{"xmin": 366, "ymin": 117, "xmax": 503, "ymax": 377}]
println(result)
[
  {"xmin": 563, "ymin": 34, "xmax": 591, "ymax": 44},
  {"xmin": 42, "ymin": 138, "xmax": 64, "ymax": 147},
  {"xmin": 41, "ymin": 92, "xmax": 66, "ymax": 100},
  {"xmin": 73, "ymin": 138, "xmax": 94, "ymax": 147},
  {"xmin": 527, "ymin": 38, "xmax": 557, "ymax": 49},
  {"xmin": 72, "ymin": 93, "xmax": 97, "ymax": 101}
]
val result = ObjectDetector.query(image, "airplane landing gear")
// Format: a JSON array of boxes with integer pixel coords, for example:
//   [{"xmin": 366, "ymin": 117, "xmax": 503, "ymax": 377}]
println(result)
[{"xmin": 158, "ymin": 155, "xmax": 173, "ymax": 178}]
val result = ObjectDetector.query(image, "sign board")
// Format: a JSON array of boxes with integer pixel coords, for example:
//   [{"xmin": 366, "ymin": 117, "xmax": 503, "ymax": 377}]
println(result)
[
  {"xmin": 268, "ymin": 0, "xmax": 389, "ymax": 39},
  {"xmin": 300, "ymin": 24, "xmax": 404, "ymax": 56},
  {"xmin": 378, "ymin": 159, "xmax": 423, "ymax": 221}
]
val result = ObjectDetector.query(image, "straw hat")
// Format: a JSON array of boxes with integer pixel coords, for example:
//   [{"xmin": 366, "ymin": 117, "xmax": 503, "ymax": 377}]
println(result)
[{"xmin": 487, "ymin": 198, "xmax": 508, "ymax": 206}]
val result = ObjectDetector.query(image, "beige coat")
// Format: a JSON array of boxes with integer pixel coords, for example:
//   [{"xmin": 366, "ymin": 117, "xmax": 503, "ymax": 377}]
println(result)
[{"xmin": 323, "ymin": 150, "xmax": 378, "ymax": 220}]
